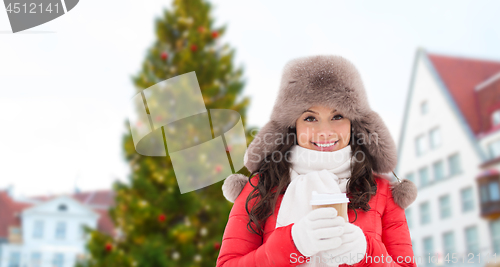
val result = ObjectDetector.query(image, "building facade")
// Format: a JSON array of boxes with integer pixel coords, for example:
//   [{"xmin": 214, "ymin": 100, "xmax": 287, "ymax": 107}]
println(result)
[
  {"xmin": 0, "ymin": 190, "xmax": 115, "ymax": 267},
  {"xmin": 397, "ymin": 48, "xmax": 500, "ymax": 267}
]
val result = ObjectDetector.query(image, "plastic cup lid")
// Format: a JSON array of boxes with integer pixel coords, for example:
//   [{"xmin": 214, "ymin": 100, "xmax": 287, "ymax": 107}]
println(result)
[{"xmin": 309, "ymin": 191, "xmax": 350, "ymax": 205}]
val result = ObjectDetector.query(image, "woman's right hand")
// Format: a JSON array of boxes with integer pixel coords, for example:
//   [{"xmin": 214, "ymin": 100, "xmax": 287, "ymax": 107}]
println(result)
[{"xmin": 291, "ymin": 207, "xmax": 345, "ymax": 257}]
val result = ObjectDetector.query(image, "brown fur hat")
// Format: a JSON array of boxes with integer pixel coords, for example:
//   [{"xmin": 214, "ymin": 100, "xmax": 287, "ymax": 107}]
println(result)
[{"xmin": 223, "ymin": 55, "xmax": 417, "ymax": 209}]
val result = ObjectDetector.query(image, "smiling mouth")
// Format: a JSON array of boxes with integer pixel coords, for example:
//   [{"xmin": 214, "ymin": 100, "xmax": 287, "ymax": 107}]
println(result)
[{"xmin": 312, "ymin": 140, "xmax": 339, "ymax": 148}]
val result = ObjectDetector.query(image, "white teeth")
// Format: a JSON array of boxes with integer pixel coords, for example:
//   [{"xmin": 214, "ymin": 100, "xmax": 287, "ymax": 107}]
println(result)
[{"xmin": 314, "ymin": 141, "xmax": 337, "ymax": 147}]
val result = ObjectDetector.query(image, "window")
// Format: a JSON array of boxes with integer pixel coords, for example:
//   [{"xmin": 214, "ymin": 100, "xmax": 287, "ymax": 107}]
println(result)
[
  {"xmin": 406, "ymin": 172, "xmax": 415, "ymax": 184},
  {"xmin": 481, "ymin": 181, "xmax": 500, "ymax": 203},
  {"xmin": 490, "ymin": 218, "xmax": 500, "ymax": 254},
  {"xmin": 31, "ymin": 252, "xmax": 42, "ymax": 267},
  {"xmin": 481, "ymin": 184, "xmax": 490, "ymax": 203},
  {"xmin": 429, "ymin": 127, "xmax": 442, "ymax": 149},
  {"xmin": 420, "ymin": 201, "xmax": 431, "ymax": 225},
  {"xmin": 9, "ymin": 227, "xmax": 20, "ymax": 235},
  {"xmin": 439, "ymin": 195, "xmax": 452, "ymax": 219},
  {"xmin": 489, "ymin": 139, "xmax": 500, "ymax": 159},
  {"xmin": 493, "ymin": 110, "xmax": 500, "ymax": 126},
  {"xmin": 423, "ymin": 236, "xmax": 434, "ymax": 261},
  {"xmin": 465, "ymin": 226, "xmax": 480, "ymax": 255},
  {"xmin": 55, "ymin": 222, "xmax": 66, "ymax": 239},
  {"xmin": 448, "ymin": 153, "xmax": 461, "ymax": 176},
  {"xmin": 442, "ymin": 231, "xmax": 455, "ymax": 256},
  {"xmin": 419, "ymin": 167, "xmax": 430, "ymax": 187},
  {"xmin": 433, "ymin": 160, "xmax": 445, "ymax": 181},
  {"xmin": 405, "ymin": 208, "xmax": 412, "ymax": 229},
  {"xmin": 79, "ymin": 224, "xmax": 88, "ymax": 239},
  {"xmin": 8, "ymin": 251, "xmax": 20, "ymax": 267},
  {"xmin": 53, "ymin": 253, "xmax": 64, "ymax": 267},
  {"xmin": 490, "ymin": 181, "xmax": 500, "ymax": 201},
  {"xmin": 461, "ymin": 187, "xmax": 474, "ymax": 212},
  {"xmin": 421, "ymin": 101, "xmax": 428, "ymax": 115},
  {"xmin": 33, "ymin": 220, "xmax": 44, "ymax": 239},
  {"xmin": 416, "ymin": 135, "xmax": 426, "ymax": 156},
  {"xmin": 58, "ymin": 204, "xmax": 67, "ymax": 211}
]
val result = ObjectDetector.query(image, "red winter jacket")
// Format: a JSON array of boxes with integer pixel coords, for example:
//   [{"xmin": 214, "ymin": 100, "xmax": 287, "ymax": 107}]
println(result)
[{"xmin": 216, "ymin": 173, "xmax": 417, "ymax": 267}]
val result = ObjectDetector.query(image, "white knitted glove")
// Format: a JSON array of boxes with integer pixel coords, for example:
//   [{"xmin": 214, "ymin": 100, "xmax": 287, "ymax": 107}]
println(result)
[
  {"xmin": 291, "ymin": 207, "xmax": 345, "ymax": 257},
  {"xmin": 320, "ymin": 222, "xmax": 367, "ymax": 266}
]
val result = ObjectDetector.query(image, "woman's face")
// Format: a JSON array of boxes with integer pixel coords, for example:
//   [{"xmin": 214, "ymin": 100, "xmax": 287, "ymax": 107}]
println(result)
[{"xmin": 295, "ymin": 105, "xmax": 351, "ymax": 152}]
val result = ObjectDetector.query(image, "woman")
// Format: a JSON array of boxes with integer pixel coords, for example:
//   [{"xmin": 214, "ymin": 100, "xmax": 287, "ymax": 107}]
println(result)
[{"xmin": 216, "ymin": 55, "xmax": 418, "ymax": 266}]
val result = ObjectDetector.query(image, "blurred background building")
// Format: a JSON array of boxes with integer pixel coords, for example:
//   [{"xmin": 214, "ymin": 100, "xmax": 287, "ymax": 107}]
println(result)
[
  {"xmin": 0, "ymin": 188, "xmax": 115, "ymax": 267},
  {"xmin": 397, "ymin": 48, "xmax": 500, "ymax": 266}
]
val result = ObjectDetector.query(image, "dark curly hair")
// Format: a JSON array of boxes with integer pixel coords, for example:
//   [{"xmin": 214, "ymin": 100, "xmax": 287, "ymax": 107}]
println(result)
[{"xmin": 244, "ymin": 125, "xmax": 378, "ymax": 236}]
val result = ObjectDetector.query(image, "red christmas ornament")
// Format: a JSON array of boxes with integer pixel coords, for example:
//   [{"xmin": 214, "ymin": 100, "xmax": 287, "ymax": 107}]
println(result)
[
  {"xmin": 190, "ymin": 44, "xmax": 197, "ymax": 52},
  {"xmin": 158, "ymin": 214, "xmax": 166, "ymax": 222},
  {"xmin": 211, "ymin": 31, "xmax": 219, "ymax": 38},
  {"xmin": 215, "ymin": 164, "xmax": 223, "ymax": 173},
  {"xmin": 214, "ymin": 242, "xmax": 221, "ymax": 250},
  {"xmin": 161, "ymin": 52, "xmax": 168, "ymax": 60},
  {"xmin": 105, "ymin": 243, "xmax": 113, "ymax": 252},
  {"xmin": 197, "ymin": 26, "xmax": 205, "ymax": 33}
]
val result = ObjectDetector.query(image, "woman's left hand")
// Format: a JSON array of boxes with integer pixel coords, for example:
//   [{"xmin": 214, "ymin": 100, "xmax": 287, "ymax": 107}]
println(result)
[{"xmin": 320, "ymin": 222, "xmax": 367, "ymax": 266}]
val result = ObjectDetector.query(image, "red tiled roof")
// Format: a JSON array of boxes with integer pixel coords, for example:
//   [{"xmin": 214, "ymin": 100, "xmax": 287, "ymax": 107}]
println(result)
[
  {"xmin": 0, "ymin": 190, "xmax": 116, "ymax": 239},
  {"xmin": 476, "ymin": 78, "xmax": 500, "ymax": 137},
  {"xmin": 94, "ymin": 209, "xmax": 116, "ymax": 237},
  {"xmin": 71, "ymin": 190, "xmax": 116, "ymax": 207},
  {"xmin": 427, "ymin": 53, "xmax": 500, "ymax": 136},
  {"xmin": 0, "ymin": 191, "xmax": 33, "ymax": 238},
  {"xmin": 31, "ymin": 189, "xmax": 115, "ymax": 207}
]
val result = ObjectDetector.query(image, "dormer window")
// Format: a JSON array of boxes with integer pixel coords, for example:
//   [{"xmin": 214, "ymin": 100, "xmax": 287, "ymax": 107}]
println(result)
[
  {"xmin": 493, "ymin": 110, "xmax": 500, "ymax": 127},
  {"xmin": 58, "ymin": 204, "xmax": 67, "ymax": 211}
]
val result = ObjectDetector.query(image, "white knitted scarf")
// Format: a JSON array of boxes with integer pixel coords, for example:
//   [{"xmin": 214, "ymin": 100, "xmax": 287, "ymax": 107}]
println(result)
[
  {"xmin": 275, "ymin": 144, "xmax": 352, "ymax": 266},
  {"xmin": 275, "ymin": 144, "xmax": 352, "ymax": 229}
]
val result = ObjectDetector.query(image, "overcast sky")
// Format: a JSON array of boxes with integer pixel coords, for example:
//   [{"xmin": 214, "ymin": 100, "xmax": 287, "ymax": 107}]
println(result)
[{"xmin": 1, "ymin": 0, "xmax": 499, "ymax": 198}]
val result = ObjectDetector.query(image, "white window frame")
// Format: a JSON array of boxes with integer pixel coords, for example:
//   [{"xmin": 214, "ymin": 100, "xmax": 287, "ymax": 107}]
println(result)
[
  {"xmin": 421, "ymin": 100, "xmax": 428, "ymax": 115},
  {"xmin": 419, "ymin": 166, "xmax": 430, "ymax": 187},
  {"xmin": 465, "ymin": 226, "xmax": 480, "ymax": 255},
  {"xmin": 33, "ymin": 220, "xmax": 44, "ymax": 239},
  {"xmin": 53, "ymin": 253, "xmax": 64, "ymax": 267},
  {"xmin": 31, "ymin": 252, "xmax": 42, "ymax": 267},
  {"xmin": 442, "ymin": 231, "xmax": 455, "ymax": 255},
  {"xmin": 420, "ymin": 202, "xmax": 431, "ymax": 225},
  {"xmin": 416, "ymin": 134, "xmax": 426, "ymax": 156},
  {"xmin": 489, "ymin": 139, "xmax": 500, "ymax": 160},
  {"xmin": 439, "ymin": 195, "xmax": 451, "ymax": 219},
  {"xmin": 55, "ymin": 221, "xmax": 66, "ymax": 240},
  {"xmin": 461, "ymin": 187, "xmax": 474, "ymax": 212},
  {"xmin": 492, "ymin": 110, "xmax": 500, "ymax": 126},
  {"xmin": 448, "ymin": 153, "xmax": 461, "ymax": 176},
  {"xmin": 429, "ymin": 127, "xmax": 442, "ymax": 149},
  {"xmin": 8, "ymin": 251, "xmax": 21, "ymax": 267}
]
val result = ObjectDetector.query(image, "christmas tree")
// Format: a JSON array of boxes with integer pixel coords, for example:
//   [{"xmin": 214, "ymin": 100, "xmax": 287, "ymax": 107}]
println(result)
[{"xmin": 76, "ymin": 0, "xmax": 254, "ymax": 266}]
